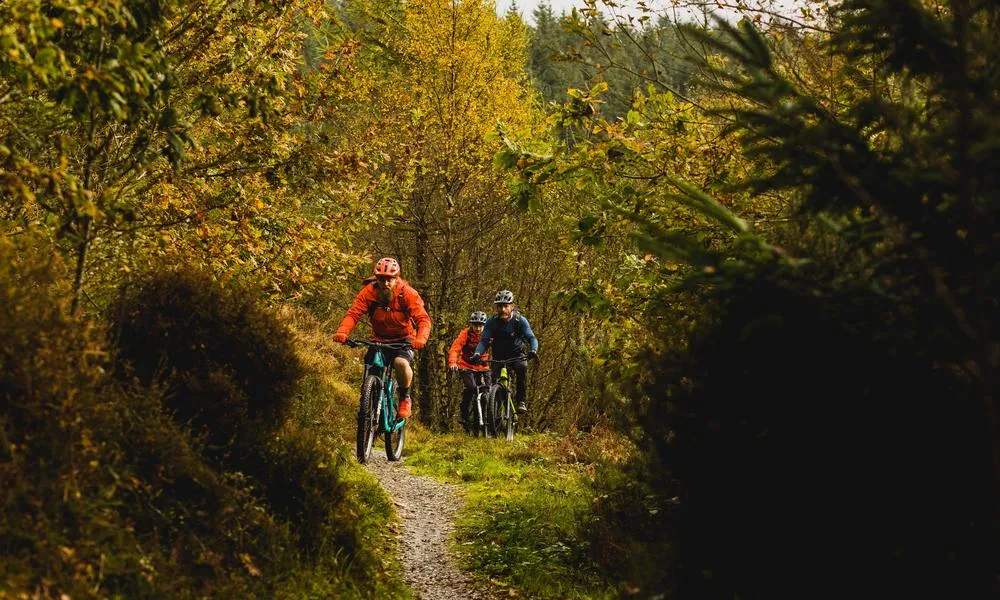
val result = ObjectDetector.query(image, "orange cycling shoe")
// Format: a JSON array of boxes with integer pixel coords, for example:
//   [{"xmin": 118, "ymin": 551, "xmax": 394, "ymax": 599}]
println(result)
[{"xmin": 398, "ymin": 396, "xmax": 412, "ymax": 418}]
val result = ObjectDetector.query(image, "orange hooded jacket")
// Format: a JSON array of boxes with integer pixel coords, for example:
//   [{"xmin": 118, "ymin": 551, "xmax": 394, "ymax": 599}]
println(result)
[
  {"xmin": 335, "ymin": 277, "xmax": 431, "ymax": 344},
  {"xmin": 448, "ymin": 328, "xmax": 489, "ymax": 371}
]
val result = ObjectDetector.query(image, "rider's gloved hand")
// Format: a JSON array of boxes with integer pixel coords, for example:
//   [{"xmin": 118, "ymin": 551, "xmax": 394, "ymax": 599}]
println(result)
[
  {"xmin": 333, "ymin": 332, "xmax": 348, "ymax": 344},
  {"xmin": 412, "ymin": 339, "xmax": 426, "ymax": 350},
  {"xmin": 449, "ymin": 365, "xmax": 459, "ymax": 373},
  {"xmin": 527, "ymin": 350, "xmax": 537, "ymax": 360}
]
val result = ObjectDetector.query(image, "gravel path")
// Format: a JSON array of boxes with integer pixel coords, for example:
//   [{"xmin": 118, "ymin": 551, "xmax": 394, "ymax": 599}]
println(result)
[{"xmin": 366, "ymin": 453, "xmax": 488, "ymax": 600}]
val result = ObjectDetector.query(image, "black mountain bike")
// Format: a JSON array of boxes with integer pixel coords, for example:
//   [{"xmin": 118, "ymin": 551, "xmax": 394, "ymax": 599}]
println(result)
[{"xmin": 458, "ymin": 369, "xmax": 491, "ymax": 437}]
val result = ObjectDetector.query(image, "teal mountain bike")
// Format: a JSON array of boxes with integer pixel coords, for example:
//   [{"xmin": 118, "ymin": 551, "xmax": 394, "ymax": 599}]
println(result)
[{"xmin": 348, "ymin": 339, "xmax": 408, "ymax": 463}]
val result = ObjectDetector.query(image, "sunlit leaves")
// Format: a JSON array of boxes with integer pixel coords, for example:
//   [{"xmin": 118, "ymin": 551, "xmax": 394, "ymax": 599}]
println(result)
[{"xmin": 0, "ymin": 0, "xmax": 376, "ymax": 308}]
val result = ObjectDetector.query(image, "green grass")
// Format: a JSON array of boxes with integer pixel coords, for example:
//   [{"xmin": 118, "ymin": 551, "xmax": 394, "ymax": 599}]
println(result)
[
  {"xmin": 404, "ymin": 428, "xmax": 622, "ymax": 599},
  {"xmin": 278, "ymin": 310, "xmax": 411, "ymax": 598},
  {"xmin": 270, "ymin": 449, "xmax": 411, "ymax": 599}
]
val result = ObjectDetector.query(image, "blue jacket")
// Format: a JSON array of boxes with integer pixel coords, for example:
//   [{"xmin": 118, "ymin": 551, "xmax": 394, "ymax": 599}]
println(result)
[{"xmin": 475, "ymin": 311, "xmax": 538, "ymax": 359}]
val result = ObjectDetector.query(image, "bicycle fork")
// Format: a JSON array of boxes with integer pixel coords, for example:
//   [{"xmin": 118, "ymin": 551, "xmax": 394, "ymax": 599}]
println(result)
[{"xmin": 472, "ymin": 375, "xmax": 487, "ymax": 428}]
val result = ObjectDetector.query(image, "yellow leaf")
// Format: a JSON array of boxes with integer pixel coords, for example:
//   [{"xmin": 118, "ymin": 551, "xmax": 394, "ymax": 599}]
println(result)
[{"xmin": 239, "ymin": 553, "xmax": 262, "ymax": 576}]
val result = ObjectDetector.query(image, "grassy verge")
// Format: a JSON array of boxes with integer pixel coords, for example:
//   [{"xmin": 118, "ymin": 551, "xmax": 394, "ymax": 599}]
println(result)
[
  {"xmin": 280, "ymin": 308, "xmax": 411, "ymax": 598},
  {"xmin": 0, "ymin": 245, "xmax": 410, "ymax": 600},
  {"xmin": 269, "ymin": 449, "xmax": 410, "ymax": 599},
  {"xmin": 404, "ymin": 426, "xmax": 632, "ymax": 599}
]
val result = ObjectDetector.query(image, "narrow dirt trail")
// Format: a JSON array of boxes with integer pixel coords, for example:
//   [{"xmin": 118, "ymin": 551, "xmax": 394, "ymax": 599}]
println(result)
[{"xmin": 366, "ymin": 453, "xmax": 489, "ymax": 600}]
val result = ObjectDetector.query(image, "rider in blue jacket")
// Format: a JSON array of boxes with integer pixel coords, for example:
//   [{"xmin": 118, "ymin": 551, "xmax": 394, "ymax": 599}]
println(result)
[{"xmin": 472, "ymin": 290, "xmax": 538, "ymax": 414}]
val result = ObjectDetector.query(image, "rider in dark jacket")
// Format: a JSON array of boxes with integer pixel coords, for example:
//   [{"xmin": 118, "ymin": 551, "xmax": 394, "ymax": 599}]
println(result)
[{"xmin": 473, "ymin": 290, "xmax": 538, "ymax": 414}]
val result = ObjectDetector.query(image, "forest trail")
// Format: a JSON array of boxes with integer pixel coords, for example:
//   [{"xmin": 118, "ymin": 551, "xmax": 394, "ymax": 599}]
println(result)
[{"xmin": 366, "ymin": 453, "xmax": 488, "ymax": 600}]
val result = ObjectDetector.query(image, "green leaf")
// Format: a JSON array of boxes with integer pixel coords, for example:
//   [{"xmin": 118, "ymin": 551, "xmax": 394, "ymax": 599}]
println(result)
[{"xmin": 494, "ymin": 150, "xmax": 519, "ymax": 169}]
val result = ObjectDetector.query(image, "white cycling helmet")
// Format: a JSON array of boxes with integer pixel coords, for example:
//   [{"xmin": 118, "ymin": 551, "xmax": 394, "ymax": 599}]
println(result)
[
  {"xmin": 469, "ymin": 311, "xmax": 488, "ymax": 324},
  {"xmin": 494, "ymin": 290, "xmax": 514, "ymax": 304}
]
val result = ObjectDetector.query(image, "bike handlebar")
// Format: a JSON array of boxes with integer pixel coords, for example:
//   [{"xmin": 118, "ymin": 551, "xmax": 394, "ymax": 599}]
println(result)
[
  {"xmin": 471, "ymin": 355, "xmax": 537, "ymax": 366},
  {"xmin": 346, "ymin": 338, "xmax": 412, "ymax": 350}
]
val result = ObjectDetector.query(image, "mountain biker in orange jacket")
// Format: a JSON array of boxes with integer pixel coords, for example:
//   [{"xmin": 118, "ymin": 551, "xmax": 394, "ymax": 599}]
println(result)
[
  {"xmin": 332, "ymin": 257, "xmax": 431, "ymax": 418},
  {"xmin": 448, "ymin": 311, "xmax": 491, "ymax": 431}
]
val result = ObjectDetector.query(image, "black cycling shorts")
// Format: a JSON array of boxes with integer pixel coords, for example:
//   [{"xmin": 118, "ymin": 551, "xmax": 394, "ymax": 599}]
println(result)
[{"xmin": 365, "ymin": 344, "xmax": 415, "ymax": 368}]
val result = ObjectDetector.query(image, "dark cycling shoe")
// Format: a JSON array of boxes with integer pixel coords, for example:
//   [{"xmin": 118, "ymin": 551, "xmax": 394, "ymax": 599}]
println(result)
[{"xmin": 516, "ymin": 401, "xmax": 527, "ymax": 414}]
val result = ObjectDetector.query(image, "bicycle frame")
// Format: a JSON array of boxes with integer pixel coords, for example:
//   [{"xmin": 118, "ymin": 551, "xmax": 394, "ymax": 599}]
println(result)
[
  {"xmin": 370, "ymin": 354, "xmax": 405, "ymax": 434},
  {"xmin": 485, "ymin": 357, "xmax": 522, "ymax": 440},
  {"xmin": 497, "ymin": 365, "xmax": 516, "ymax": 426},
  {"xmin": 458, "ymin": 369, "xmax": 490, "ymax": 430},
  {"xmin": 359, "ymin": 343, "xmax": 406, "ymax": 435},
  {"xmin": 349, "ymin": 338, "xmax": 410, "ymax": 462}
]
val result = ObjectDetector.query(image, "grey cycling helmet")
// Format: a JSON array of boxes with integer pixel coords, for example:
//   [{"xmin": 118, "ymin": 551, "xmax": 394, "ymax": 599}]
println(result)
[
  {"xmin": 469, "ymin": 311, "xmax": 488, "ymax": 324},
  {"xmin": 494, "ymin": 290, "xmax": 514, "ymax": 304}
]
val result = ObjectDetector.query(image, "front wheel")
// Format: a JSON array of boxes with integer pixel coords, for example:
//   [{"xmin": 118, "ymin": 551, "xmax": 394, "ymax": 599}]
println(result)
[
  {"xmin": 486, "ymin": 385, "xmax": 504, "ymax": 439},
  {"xmin": 385, "ymin": 422, "xmax": 405, "ymax": 461},
  {"xmin": 385, "ymin": 381, "xmax": 406, "ymax": 461},
  {"xmin": 356, "ymin": 376, "xmax": 381, "ymax": 463},
  {"xmin": 504, "ymin": 394, "xmax": 516, "ymax": 441}
]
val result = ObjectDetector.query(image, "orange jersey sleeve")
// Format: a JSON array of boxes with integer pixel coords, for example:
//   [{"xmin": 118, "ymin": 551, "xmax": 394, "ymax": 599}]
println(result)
[
  {"xmin": 448, "ymin": 329, "xmax": 468, "ymax": 368},
  {"xmin": 404, "ymin": 285, "xmax": 431, "ymax": 345},
  {"xmin": 335, "ymin": 286, "xmax": 374, "ymax": 339}
]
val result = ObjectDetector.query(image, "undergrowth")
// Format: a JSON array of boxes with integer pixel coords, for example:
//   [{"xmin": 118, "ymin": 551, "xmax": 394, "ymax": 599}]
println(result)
[
  {"xmin": 404, "ymin": 427, "xmax": 632, "ymax": 599},
  {"xmin": 0, "ymin": 241, "xmax": 407, "ymax": 598}
]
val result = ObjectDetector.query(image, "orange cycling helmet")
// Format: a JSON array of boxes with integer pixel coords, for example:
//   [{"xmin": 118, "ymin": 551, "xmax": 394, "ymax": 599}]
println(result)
[{"xmin": 373, "ymin": 257, "xmax": 400, "ymax": 277}]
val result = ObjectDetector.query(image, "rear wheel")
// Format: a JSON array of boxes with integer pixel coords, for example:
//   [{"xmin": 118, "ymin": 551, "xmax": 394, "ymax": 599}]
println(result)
[{"xmin": 356, "ymin": 376, "xmax": 381, "ymax": 463}]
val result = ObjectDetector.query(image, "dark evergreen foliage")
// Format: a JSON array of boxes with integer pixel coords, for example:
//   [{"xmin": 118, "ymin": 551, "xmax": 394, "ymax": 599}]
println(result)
[
  {"xmin": 526, "ymin": 2, "xmax": 693, "ymax": 119},
  {"xmin": 108, "ymin": 268, "xmax": 304, "ymax": 449},
  {"xmin": 600, "ymin": 2, "xmax": 1000, "ymax": 596},
  {"xmin": 641, "ymin": 267, "xmax": 994, "ymax": 597}
]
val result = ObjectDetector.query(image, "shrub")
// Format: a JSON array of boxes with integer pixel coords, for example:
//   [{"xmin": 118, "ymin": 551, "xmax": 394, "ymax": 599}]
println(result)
[
  {"xmin": 587, "ymin": 462, "xmax": 672, "ymax": 597},
  {"xmin": 0, "ymin": 237, "xmax": 288, "ymax": 598},
  {"xmin": 629, "ymin": 266, "xmax": 995, "ymax": 598},
  {"xmin": 108, "ymin": 267, "xmax": 303, "ymax": 449}
]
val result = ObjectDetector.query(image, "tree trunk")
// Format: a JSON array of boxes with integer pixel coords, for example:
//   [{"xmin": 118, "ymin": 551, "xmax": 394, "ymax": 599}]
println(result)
[
  {"xmin": 70, "ymin": 216, "xmax": 91, "ymax": 315},
  {"xmin": 413, "ymin": 194, "xmax": 435, "ymax": 427}
]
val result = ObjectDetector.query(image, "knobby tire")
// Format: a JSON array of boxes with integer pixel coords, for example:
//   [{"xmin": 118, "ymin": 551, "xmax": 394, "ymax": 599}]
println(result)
[
  {"xmin": 486, "ymin": 385, "xmax": 505, "ymax": 440},
  {"xmin": 356, "ymin": 375, "xmax": 381, "ymax": 463},
  {"xmin": 385, "ymin": 376, "xmax": 405, "ymax": 461}
]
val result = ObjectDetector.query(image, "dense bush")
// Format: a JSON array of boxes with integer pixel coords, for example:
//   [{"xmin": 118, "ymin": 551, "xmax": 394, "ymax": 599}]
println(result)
[
  {"xmin": 108, "ymin": 268, "xmax": 303, "ymax": 450},
  {"xmin": 580, "ymin": 3, "xmax": 1000, "ymax": 597},
  {"xmin": 107, "ymin": 268, "xmax": 361, "ymax": 552},
  {"xmin": 631, "ymin": 266, "xmax": 995, "ymax": 598},
  {"xmin": 1, "ymin": 242, "xmax": 404, "ymax": 598},
  {"xmin": 0, "ymin": 238, "xmax": 286, "ymax": 597},
  {"xmin": 588, "ymin": 463, "xmax": 672, "ymax": 597}
]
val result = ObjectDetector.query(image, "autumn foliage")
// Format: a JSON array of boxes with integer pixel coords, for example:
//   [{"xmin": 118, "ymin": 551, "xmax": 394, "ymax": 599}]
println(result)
[
  {"xmin": 108, "ymin": 268, "xmax": 302, "ymax": 449},
  {"xmin": 0, "ymin": 237, "xmax": 399, "ymax": 597}
]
